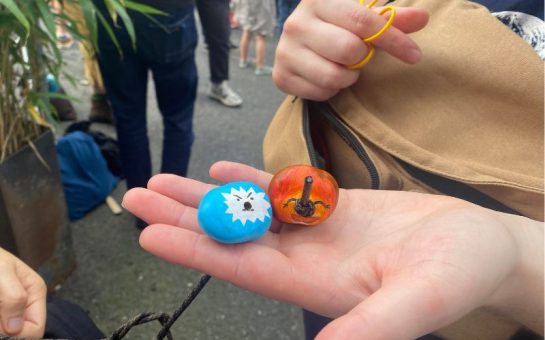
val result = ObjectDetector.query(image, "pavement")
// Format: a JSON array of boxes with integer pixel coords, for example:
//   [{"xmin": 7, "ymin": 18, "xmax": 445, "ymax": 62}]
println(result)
[{"xmin": 54, "ymin": 17, "xmax": 306, "ymax": 340}]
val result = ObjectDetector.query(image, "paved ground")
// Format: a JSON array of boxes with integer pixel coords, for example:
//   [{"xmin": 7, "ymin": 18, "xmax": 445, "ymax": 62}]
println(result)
[{"xmin": 54, "ymin": 16, "xmax": 306, "ymax": 340}]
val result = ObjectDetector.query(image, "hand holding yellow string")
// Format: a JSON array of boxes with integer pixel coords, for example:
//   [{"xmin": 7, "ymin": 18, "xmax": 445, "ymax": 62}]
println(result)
[
  {"xmin": 347, "ymin": 0, "xmax": 397, "ymax": 69},
  {"xmin": 272, "ymin": 0, "xmax": 428, "ymax": 100}
]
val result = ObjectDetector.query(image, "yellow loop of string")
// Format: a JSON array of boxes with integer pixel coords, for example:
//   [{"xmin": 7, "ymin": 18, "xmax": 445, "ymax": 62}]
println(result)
[
  {"xmin": 346, "ymin": 1, "xmax": 396, "ymax": 69},
  {"xmin": 346, "ymin": 44, "xmax": 376, "ymax": 69},
  {"xmin": 364, "ymin": 6, "xmax": 396, "ymax": 42}
]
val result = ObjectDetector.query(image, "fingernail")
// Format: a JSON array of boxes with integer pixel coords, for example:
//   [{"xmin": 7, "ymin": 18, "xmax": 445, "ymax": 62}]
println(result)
[
  {"xmin": 408, "ymin": 47, "xmax": 422, "ymax": 64},
  {"xmin": 7, "ymin": 317, "xmax": 23, "ymax": 333}
]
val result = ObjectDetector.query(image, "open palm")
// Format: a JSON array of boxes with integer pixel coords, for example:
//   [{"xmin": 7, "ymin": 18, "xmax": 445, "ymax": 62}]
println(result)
[{"xmin": 123, "ymin": 161, "xmax": 518, "ymax": 339}]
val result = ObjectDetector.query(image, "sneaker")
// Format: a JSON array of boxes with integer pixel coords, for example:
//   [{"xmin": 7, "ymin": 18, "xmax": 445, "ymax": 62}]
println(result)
[
  {"xmin": 239, "ymin": 59, "xmax": 255, "ymax": 69},
  {"xmin": 208, "ymin": 81, "xmax": 243, "ymax": 107},
  {"xmin": 255, "ymin": 66, "xmax": 273, "ymax": 76},
  {"xmin": 89, "ymin": 94, "xmax": 114, "ymax": 124}
]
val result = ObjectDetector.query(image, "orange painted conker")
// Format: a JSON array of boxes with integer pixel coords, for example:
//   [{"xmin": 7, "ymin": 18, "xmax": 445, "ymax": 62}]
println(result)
[{"xmin": 268, "ymin": 164, "xmax": 339, "ymax": 226}]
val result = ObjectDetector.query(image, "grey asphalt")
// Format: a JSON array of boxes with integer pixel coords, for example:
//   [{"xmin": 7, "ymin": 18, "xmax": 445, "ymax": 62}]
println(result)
[{"xmin": 55, "ymin": 17, "xmax": 306, "ymax": 340}]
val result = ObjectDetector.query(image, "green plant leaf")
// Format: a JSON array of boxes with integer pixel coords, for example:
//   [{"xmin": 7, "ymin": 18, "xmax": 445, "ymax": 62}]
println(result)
[
  {"xmin": 124, "ymin": 0, "xmax": 166, "ymax": 16},
  {"xmin": 111, "ymin": 0, "xmax": 136, "ymax": 49},
  {"xmin": 30, "ymin": 91, "xmax": 79, "ymax": 102},
  {"xmin": 96, "ymin": 10, "xmax": 121, "ymax": 52},
  {"xmin": 104, "ymin": 0, "xmax": 118, "ymax": 24},
  {"xmin": 79, "ymin": 0, "xmax": 98, "ymax": 48},
  {"xmin": 36, "ymin": 29, "xmax": 63, "ymax": 75},
  {"xmin": 0, "ymin": 0, "xmax": 30, "ymax": 32},
  {"xmin": 35, "ymin": 0, "xmax": 56, "ymax": 40}
]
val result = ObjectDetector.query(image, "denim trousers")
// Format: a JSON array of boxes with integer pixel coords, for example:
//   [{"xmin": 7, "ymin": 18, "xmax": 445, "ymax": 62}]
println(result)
[{"xmin": 96, "ymin": 5, "xmax": 198, "ymax": 190}]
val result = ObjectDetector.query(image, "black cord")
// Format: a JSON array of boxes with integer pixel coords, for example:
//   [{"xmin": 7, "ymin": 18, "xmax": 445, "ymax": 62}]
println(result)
[
  {"xmin": 156, "ymin": 274, "xmax": 211, "ymax": 340},
  {"xmin": 108, "ymin": 312, "xmax": 172, "ymax": 340}
]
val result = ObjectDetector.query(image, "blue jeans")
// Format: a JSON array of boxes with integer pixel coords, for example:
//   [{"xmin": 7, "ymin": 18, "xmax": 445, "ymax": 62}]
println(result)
[{"xmin": 96, "ymin": 5, "xmax": 198, "ymax": 190}]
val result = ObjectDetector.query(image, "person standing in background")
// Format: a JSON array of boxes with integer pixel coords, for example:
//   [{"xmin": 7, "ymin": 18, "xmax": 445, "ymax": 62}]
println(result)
[
  {"xmin": 235, "ymin": 0, "xmax": 276, "ymax": 75},
  {"xmin": 94, "ymin": 0, "xmax": 199, "ymax": 229},
  {"xmin": 196, "ymin": 0, "xmax": 244, "ymax": 108},
  {"xmin": 63, "ymin": 0, "xmax": 114, "ymax": 123}
]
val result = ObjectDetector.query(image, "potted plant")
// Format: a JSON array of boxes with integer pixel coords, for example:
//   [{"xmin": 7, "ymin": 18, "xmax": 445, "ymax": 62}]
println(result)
[{"xmin": 0, "ymin": 0, "xmax": 153, "ymax": 290}]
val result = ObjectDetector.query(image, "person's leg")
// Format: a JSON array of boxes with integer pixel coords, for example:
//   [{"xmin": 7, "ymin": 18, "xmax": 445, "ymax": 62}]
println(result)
[
  {"xmin": 196, "ymin": 0, "xmax": 231, "ymax": 84},
  {"xmin": 239, "ymin": 30, "xmax": 252, "ymax": 67},
  {"xmin": 255, "ymin": 33, "xmax": 272, "ymax": 75},
  {"xmin": 196, "ymin": 0, "xmax": 242, "ymax": 107},
  {"xmin": 149, "ymin": 7, "xmax": 199, "ymax": 177},
  {"xmin": 152, "ymin": 59, "xmax": 197, "ymax": 177},
  {"xmin": 255, "ymin": 34, "xmax": 266, "ymax": 68},
  {"xmin": 97, "ymin": 47, "xmax": 150, "ymax": 190}
]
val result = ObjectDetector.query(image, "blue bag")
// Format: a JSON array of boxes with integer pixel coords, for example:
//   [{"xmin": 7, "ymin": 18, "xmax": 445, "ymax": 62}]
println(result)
[{"xmin": 56, "ymin": 131, "xmax": 118, "ymax": 220}]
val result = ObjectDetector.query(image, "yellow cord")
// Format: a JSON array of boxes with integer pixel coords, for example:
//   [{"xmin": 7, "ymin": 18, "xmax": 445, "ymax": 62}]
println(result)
[{"xmin": 347, "ymin": 0, "xmax": 396, "ymax": 69}]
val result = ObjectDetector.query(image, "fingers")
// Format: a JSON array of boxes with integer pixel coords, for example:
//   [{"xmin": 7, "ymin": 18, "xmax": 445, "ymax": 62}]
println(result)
[
  {"xmin": 139, "ymin": 225, "xmax": 301, "ymax": 304},
  {"xmin": 273, "ymin": 29, "xmax": 359, "ymax": 100},
  {"xmin": 282, "ymin": 43, "xmax": 361, "ymax": 90},
  {"xmin": 273, "ymin": 1, "xmax": 428, "ymax": 99},
  {"xmin": 315, "ymin": 279, "xmax": 456, "ymax": 340},
  {"xmin": 283, "ymin": 10, "xmax": 370, "ymax": 66},
  {"xmin": 209, "ymin": 161, "xmax": 273, "ymax": 191},
  {"xmin": 380, "ymin": 7, "xmax": 430, "ymax": 34},
  {"xmin": 0, "ymin": 253, "xmax": 46, "ymax": 339},
  {"xmin": 147, "ymin": 174, "xmax": 215, "ymax": 208},
  {"xmin": 0, "ymin": 262, "xmax": 27, "ymax": 335},
  {"xmin": 124, "ymin": 173, "xmax": 215, "ymax": 232},
  {"xmin": 314, "ymin": 3, "xmax": 427, "ymax": 64},
  {"xmin": 371, "ymin": 8, "xmax": 428, "ymax": 64},
  {"xmin": 19, "ymin": 301, "xmax": 46, "ymax": 339},
  {"xmin": 123, "ymin": 187, "xmax": 202, "ymax": 233},
  {"xmin": 123, "ymin": 162, "xmax": 282, "ymax": 234},
  {"xmin": 272, "ymin": 70, "xmax": 341, "ymax": 101},
  {"xmin": 17, "ymin": 269, "xmax": 46, "ymax": 339}
]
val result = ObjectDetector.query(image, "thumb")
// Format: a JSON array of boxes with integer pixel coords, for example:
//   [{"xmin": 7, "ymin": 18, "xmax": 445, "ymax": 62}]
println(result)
[
  {"xmin": 315, "ymin": 279, "xmax": 460, "ymax": 340},
  {"xmin": 0, "ymin": 264, "xmax": 28, "ymax": 335}
]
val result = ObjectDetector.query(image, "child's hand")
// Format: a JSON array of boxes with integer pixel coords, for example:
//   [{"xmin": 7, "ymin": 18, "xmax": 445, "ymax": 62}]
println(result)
[
  {"xmin": 123, "ymin": 161, "xmax": 543, "ymax": 338},
  {"xmin": 272, "ymin": 0, "xmax": 429, "ymax": 100}
]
